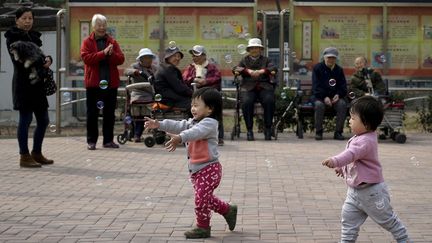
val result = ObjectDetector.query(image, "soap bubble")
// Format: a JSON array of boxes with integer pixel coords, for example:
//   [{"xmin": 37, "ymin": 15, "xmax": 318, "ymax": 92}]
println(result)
[
  {"xmin": 244, "ymin": 33, "xmax": 251, "ymax": 41},
  {"xmin": 224, "ymin": 54, "xmax": 233, "ymax": 64},
  {"xmin": 348, "ymin": 92, "xmax": 356, "ymax": 99},
  {"xmin": 281, "ymin": 92, "xmax": 287, "ymax": 100},
  {"xmin": 95, "ymin": 176, "xmax": 103, "ymax": 185},
  {"xmin": 380, "ymin": 54, "xmax": 387, "ymax": 63},
  {"xmin": 63, "ymin": 92, "xmax": 71, "ymax": 102},
  {"xmin": 291, "ymin": 51, "xmax": 297, "ymax": 58},
  {"xmin": 168, "ymin": 40, "xmax": 177, "ymax": 50},
  {"xmin": 410, "ymin": 156, "xmax": 420, "ymax": 166},
  {"xmin": 237, "ymin": 44, "xmax": 247, "ymax": 55},
  {"xmin": 154, "ymin": 94, "xmax": 162, "ymax": 102},
  {"xmin": 96, "ymin": 101, "xmax": 104, "ymax": 109},
  {"xmin": 329, "ymin": 78, "xmax": 336, "ymax": 87},
  {"xmin": 48, "ymin": 124, "xmax": 56, "ymax": 133},
  {"xmin": 124, "ymin": 116, "xmax": 132, "ymax": 125},
  {"xmin": 99, "ymin": 80, "xmax": 108, "ymax": 89}
]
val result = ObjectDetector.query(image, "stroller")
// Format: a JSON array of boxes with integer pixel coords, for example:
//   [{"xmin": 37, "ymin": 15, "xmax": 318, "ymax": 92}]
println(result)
[
  {"xmin": 117, "ymin": 76, "xmax": 190, "ymax": 147},
  {"xmin": 378, "ymin": 100, "xmax": 407, "ymax": 143}
]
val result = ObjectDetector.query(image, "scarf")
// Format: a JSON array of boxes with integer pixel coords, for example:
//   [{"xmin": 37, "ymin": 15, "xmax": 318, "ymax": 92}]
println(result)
[{"xmin": 192, "ymin": 60, "xmax": 209, "ymax": 78}]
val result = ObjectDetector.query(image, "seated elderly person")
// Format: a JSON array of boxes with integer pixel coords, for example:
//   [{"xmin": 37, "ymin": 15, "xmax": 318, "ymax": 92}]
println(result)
[
  {"xmin": 182, "ymin": 45, "xmax": 224, "ymax": 145},
  {"xmin": 233, "ymin": 38, "xmax": 277, "ymax": 141},
  {"xmin": 124, "ymin": 48, "xmax": 158, "ymax": 142},
  {"xmin": 312, "ymin": 47, "xmax": 347, "ymax": 141},
  {"xmin": 350, "ymin": 56, "xmax": 386, "ymax": 98},
  {"xmin": 154, "ymin": 46, "xmax": 192, "ymax": 111}
]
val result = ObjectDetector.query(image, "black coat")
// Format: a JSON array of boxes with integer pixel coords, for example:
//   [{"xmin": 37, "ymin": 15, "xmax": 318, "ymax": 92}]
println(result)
[
  {"xmin": 4, "ymin": 27, "xmax": 48, "ymax": 111},
  {"xmin": 154, "ymin": 63, "xmax": 192, "ymax": 106}
]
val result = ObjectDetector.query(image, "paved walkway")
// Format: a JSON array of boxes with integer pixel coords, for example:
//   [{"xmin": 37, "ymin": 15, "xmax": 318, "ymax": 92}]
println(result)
[{"xmin": 0, "ymin": 131, "xmax": 431, "ymax": 242}]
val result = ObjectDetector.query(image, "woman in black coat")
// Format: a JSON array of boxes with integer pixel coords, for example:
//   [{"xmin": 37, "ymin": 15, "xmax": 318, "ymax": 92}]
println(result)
[{"xmin": 4, "ymin": 7, "xmax": 53, "ymax": 168}]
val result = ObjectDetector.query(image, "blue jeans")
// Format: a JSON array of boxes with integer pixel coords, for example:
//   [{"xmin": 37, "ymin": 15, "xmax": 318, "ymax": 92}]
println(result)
[
  {"xmin": 17, "ymin": 109, "xmax": 49, "ymax": 154},
  {"xmin": 341, "ymin": 183, "xmax": 410, "ymax": 243}
]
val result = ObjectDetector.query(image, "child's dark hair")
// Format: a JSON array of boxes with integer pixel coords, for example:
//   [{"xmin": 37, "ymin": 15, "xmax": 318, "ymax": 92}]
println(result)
[
  {"xmin": 15, "ymin": 7, "xmax": 33, "ymax": 19},
  {"xmin": 192, "ymin": 87, "xmax": 222, "ymax": 121},
  {"xmin": 350, "ymin": 96, "xmax": 384, "ymax": 131}
]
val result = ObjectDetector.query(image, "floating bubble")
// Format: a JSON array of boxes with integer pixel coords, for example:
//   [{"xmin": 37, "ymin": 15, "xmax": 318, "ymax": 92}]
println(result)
[
  {"xmin": 410, "ymin": 156, "xmax": 420, "ymax": 166},
  {"xmin": 281, "ymin": 92, "xmax": 287, "ymax": 100},
  {"xmin": 244, "ymin": 33, "xmax": 251, "ymax": 41},
  {"xmin": 96, "ymin": 101, "xmax": 104, "ymax": 109},
  {"xmin": 237, "ymin": 44, "xmax": 247, "ymax": 55},
  {"xmin": 265, "ymin": 159, "xmax": 273, "ymax": 168},
  {"xmin": 124, "ymin": 116, "xmax": 132, "ymax": 125},
  {"xmin": 154, "ymin": 94, "xmax": 162, "ymax": 102},
  {"xmin": 99, "ymin": 80, "xmax": 108, "ymax": 89},
  {"xmin": 224, "ymin": 54, "xmax": 233, "ymax": 64},
  {"xmin": 348, "ymin": 92, "xmax": 356, "ymax": 99},
  {"xmin": 291, "ymin": 51, "xmax": 297, "ymax": 58},
  {"xmin": 329, "ymin": 78, "xmax": 336, "ymax": 87},
  {"xmin": 168, "ymin": 40, "xmax": 177, "ymax": 50},
  {"xmin": 95, "ymin": 176, "xmax": 103, "ymax": 185},
  {"xmin": 48, "ymin": 124, "xmax": 56, "ymax": 133},
  {"xmin": 380, "ymin": 54, "xmax": 387, "ymax": 63},
  {"xmin": 63, "ymin": 92, "xmax": 71, "ymax": 102}
]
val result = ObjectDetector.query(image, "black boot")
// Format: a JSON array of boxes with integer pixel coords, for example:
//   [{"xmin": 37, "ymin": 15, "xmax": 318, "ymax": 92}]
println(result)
[{"xmin": 247, "ymin": 131, "xmax": 254, "ymax": 141}]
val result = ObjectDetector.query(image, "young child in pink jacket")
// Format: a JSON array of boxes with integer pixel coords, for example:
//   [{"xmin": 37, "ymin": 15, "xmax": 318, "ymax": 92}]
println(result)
[{"xmin": 322, "ymin": 96, "xmax": 410, "ymax": 243}]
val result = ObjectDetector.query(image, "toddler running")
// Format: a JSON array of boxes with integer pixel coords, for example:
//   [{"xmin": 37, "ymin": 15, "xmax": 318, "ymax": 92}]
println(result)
[
  {"xmin": 322, "ymin": 96, "xmax": 410, "ymax": 243},
  {"xmin": 144, "ymin": 87, "xmax": 237, "ymax": 239}
]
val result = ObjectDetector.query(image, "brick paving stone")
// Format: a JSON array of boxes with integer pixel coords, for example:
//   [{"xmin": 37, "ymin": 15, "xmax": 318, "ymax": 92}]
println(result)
[{"xmin": 0, "ymin": 132, "xmax": 431, "ymax": 242}]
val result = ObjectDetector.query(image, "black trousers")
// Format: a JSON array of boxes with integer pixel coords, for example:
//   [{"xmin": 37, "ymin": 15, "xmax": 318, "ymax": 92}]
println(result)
[
  {"xmin": 86, "ymin": 88, "xmax": 117, "ymax": 144},
  {"xmin": 241, "ymin": 88, "xmax": 275, "ymax": 131}
]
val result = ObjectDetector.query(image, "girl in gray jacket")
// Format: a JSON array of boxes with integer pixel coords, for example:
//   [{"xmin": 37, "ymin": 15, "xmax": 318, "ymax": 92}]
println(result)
[{"xmin": 144, "ymin": 87, "xmax": 237, "ymax": 239}]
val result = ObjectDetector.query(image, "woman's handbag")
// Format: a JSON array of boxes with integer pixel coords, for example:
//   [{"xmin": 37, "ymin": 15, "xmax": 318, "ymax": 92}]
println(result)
[{"xmin": 44, "ymin": 69, "xmax": 57, "ymax": 96}]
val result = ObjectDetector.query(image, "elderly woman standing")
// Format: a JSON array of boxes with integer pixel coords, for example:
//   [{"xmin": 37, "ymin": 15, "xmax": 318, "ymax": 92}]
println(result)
[
  {"xmin": 154, "ymin": 47, "xmax": 193, "ymax": 111},
  {"xmin": 234, "ymin": 38, "xmax": 277, "ymax": 141},
  {"xmin": 5, "ymin": 7, "xmax": 53, "ymax": 168},
  {"xmin": 81, "ymin": 14, "xmax": 125, "ymax": 150}
]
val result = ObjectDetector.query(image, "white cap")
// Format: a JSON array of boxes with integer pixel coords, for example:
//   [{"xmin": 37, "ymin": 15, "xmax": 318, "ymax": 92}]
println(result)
[
  {"xmin": 136, "ymin": 48, "xmax": 156, "ymax": 61},
  {"xmin": 189, "ymin": 45, "xmax": 206, "ymax": 56},
  {"xmin": 246, "ymin": 38, "xmax": 264, "ymax": 50}
]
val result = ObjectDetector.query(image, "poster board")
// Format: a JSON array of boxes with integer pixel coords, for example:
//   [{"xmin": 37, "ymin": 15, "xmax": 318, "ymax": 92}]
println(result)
[
  {"xmin": 68, "ymin": 5, "xmax": 254, "ymax": 83},
  {"xmin": 291, "ymin": 5, "xmax": 432, "ymax": 79}
]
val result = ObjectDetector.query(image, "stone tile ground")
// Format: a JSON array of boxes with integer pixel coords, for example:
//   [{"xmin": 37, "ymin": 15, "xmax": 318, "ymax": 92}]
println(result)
[{"xmin": 0, "ymin": 132, "xmax": 431, "ymax": 242}]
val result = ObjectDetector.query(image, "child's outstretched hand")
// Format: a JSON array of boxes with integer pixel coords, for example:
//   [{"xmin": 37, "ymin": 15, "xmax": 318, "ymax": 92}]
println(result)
[
  {"xmin": 335, "ymin": 168, "xmax": 344, "ymax": 178},
  {"xmin": 144, "ymin": 117, "xmax": 159, "ymax": 129},
  {"xmin": 322, "ymin": 158, "xmax": 335, "ymax": 168},
  {"xmin": 165, "ymin": 133, "xmax": 181, "ymax": 152}
]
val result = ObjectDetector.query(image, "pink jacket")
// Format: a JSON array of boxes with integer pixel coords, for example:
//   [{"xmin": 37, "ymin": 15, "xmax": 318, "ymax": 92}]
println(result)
[
  {"xmin": 332, "ymin": 132, "xmax": 384, "ymax": 188},
  {"xmin": 80, "ymin": 32, "xmax": 125, "ymax": 89}
]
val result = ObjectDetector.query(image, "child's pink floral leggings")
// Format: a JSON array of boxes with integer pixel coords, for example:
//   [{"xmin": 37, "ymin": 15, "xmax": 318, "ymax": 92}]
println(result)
[{"xmin": 190, "ymin": 162, "xmax": 230, "ymax": 228}]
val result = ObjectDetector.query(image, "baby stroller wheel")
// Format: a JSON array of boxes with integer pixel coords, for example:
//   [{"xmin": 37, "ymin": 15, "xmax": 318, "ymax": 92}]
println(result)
[
  {"xmin": 390, "ymin": 131, "xmax": 399, "ymax": 140},
  {"xmin": 395, "ymin": 133, "xmax": 406, "ymax": 144},
  {"xmin": 144, "ymin": 136, "xmax": 156, "ymax": 147},
  {"xmin": 154, "ymin": 131, "xmax": 166, "ymax": 144},
  {"xmin": 117, "ymin": 134, "xmax": 128, "ymax": 145}
]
